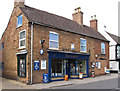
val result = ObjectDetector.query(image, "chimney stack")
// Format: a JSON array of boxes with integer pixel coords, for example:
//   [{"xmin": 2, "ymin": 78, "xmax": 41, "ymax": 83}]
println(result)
[
  {"xmin": 90, "ymin": 15, "xmax": 98, "ymax": 31},
  {"xmin": 72, "ymin": 7, "xmax": 83, "ymax": 25},
  {"xmin": 14, "ymin": 0, "xmax": 25, "ymax": 8}
]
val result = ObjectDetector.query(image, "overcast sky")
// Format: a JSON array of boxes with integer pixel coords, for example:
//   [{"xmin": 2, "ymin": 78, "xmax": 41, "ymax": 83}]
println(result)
[{"xmin": 0, "ymin": 0, "xmax": 119, "ymax": 39}]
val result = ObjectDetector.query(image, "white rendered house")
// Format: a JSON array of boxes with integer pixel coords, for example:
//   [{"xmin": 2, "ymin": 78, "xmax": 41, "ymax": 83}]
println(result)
[{"xmin": 103, "ymin": 31, "xmax": 120, "ymax": 73}]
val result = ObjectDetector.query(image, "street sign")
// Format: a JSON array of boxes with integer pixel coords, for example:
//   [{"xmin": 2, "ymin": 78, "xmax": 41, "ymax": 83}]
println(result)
[{"xmin": 34, "ymin": 61, "xmax": 39, "ymax": 70}]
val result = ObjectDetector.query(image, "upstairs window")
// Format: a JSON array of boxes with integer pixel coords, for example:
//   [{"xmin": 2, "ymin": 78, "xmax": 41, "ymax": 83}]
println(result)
[
  {"xmin": 117, "ymin": 45, "xmax": 120, "ymax": 59},
  {"xmin": 101, "ymin": 42, "xmax": 105, "ymax": 54},
  {"xmin": 17, "ymin": 14, "xmax": 22, "ymax": 28},
  {"xmin": 19, "ymin": 30, "xmax": 26, "ymax": 49},
  {"xmin": 80, "ymin": 38, "xmax": 87, "ymax": 52},
  {"xmin": 1, "ymin": 42, "xmax": 4, "ymax": 50},
  {"xmin": 49, "ymin": 31, "xmax": 59, "ymax": 49}
]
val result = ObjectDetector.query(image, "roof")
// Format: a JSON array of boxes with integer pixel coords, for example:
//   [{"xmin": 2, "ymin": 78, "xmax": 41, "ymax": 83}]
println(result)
[
  {"xmin": 106, "ymin": 31, "xmax": 120, "ymax": 44},
  {"xmin": 20, "ymin": 5, "xmax": 108, "ymax": 41}
]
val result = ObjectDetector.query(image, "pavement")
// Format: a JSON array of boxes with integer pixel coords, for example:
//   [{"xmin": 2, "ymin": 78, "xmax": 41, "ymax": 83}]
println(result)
[{"xmin": 1, "ymin": 73, "xmax": 119, "ymax": 89}]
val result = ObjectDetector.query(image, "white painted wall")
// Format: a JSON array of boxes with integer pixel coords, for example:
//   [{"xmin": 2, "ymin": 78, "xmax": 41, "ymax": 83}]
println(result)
[
  {"xmin": 109, "ymin": 46, "xmax": 116, "ymax": 60},
  {"xmin": 110, "ymin": 61, "xmax": 119, "ymax": 71},
  {"xmin": 100, "ymin": 31, "xmax": 119, "ymax": 72}
]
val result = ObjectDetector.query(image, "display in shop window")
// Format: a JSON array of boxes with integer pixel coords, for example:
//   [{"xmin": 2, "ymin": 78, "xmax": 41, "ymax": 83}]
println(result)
[{"xmin": 19, "ymin": 59, "xmax": 25, "ymax": 77}]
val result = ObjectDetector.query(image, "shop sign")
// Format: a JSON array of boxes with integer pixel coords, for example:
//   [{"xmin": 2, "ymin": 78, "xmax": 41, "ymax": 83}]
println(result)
[
  {"xmin": 34, "ymin": 61, "xmax": 39, "ymax": 70},
  {"xmin": 41, "ymin": 60, "xmax": 46, "ymax": 69}
]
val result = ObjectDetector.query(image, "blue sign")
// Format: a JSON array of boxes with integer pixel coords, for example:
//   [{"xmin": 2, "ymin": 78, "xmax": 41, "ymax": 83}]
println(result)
[
  {"xmin": 43, "ymin": 73, "xmax": 49, "ymax": 83},
  {"xmin": 40, "ymin": 49, "xmax": 44, "ymax": 55},
  {"xmin": 34, "ymin": 61, "xmax": 39, "ymax": 70},
  {"xmin": 96, "ymin": 61, "xmax": 98, "ymax": 68}
]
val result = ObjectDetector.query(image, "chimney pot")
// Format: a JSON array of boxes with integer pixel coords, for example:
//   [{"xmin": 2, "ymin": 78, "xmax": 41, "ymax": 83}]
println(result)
[
  {"xmin": 14, "ymin": 0, "xmax": 25, "ymax": 8},
  {"xmin": 90, "ymin": 15, "xmax": 98, "ymax": 31},
  {"xmin": 72, "ymin": 7, "xmax": 83, "ymax": 25}
]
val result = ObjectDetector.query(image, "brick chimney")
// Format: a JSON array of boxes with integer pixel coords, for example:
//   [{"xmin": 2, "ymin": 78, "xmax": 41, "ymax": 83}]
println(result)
[
  {"xmin": 90, "ymin": 15, "xmax": 98, "ymax": 31},
  {"xmin": 14, "ymin": 0, "xmax": 25, "ymax": 8},
  {"xmin": 72, "ymin": 7, "xmax": 83, "ymax": 25}
]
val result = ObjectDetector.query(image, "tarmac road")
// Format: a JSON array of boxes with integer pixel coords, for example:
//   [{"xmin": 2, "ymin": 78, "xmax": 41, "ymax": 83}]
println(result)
[{"xmin": 51, "ymin": 77, "xmax": 119, "ymax": 90}]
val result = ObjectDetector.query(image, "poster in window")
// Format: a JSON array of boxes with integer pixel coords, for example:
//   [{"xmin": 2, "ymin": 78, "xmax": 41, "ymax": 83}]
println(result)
[
  {"xmin": 19, "ymin": 59, "xmax": 25, "ymax": 77},
  {"xmin": 41, "ymin": 60, "xmax": 46, "ymax": 69},
  {"xmin": 98, "ymin": 62, "xmax": 101, "ymax": 69}
]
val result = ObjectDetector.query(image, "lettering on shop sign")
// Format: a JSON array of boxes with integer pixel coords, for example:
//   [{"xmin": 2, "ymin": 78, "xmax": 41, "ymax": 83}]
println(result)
[{"xmin": 66, "ymin": 54, "xmax": 78, "ymax": 58}]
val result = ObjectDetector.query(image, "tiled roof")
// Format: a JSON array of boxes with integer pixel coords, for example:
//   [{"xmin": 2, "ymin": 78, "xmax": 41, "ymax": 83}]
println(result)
[
  {"xmin": 20, "ymin": 5, "xmax": 108, "ymax": 41},
  {"xmin": 106, "ymin": 31, "xmax": 120, "ymax": 44}
]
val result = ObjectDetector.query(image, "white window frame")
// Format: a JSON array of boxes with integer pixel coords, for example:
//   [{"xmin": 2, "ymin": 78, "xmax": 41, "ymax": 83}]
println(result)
[
  {"xmin": 49, "ymin": 31, "xmax": 59, "ymax": 50},
  {"xmin": 101, "ymin": 42, "xmax": 105, "ymax": 54},
  {"xmin": 19, "ymin": 30, "xmax": 26, "ymax": 49},
  {"xmin": 80, "ymin": 38, "xmax": 87, "ymax": 52},
  {"xmin": 17, "ymin": 14, "xmax": 22, "ymax": 28}
]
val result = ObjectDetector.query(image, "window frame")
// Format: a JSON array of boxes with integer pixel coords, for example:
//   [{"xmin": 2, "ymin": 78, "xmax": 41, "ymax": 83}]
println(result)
[
  {"xmin": 80, "ymin": 38, "xmax": 87, "ymax": 52},
  {"xmin": 101, "ymin": 42, "xmax": 105, "ymax": 54},
  {"xmin": 49, "ymin": 31, "xmax": 59, "ymax": 50},
  {"xmin": 17, "ymin": 14, "xmax": 22, "ymax": 28},
  {"xmin": 19, "ymin": 30, "xmax": 26, "ymax": 49}
]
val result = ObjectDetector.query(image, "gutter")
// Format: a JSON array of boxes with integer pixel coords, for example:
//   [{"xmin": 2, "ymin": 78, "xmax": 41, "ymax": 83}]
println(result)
[{"xmin": 30, "ymin": 22, "xmax": 33, "ymax": 84}]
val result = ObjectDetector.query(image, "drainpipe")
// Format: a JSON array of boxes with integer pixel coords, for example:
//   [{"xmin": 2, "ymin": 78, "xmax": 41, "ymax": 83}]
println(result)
[{"xmin": 30, "ymin": 22, "xmax": 33, "ymax": 84}]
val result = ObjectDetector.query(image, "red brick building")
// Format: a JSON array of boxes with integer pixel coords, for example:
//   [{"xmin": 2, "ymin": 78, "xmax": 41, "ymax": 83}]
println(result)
[{"xmin": 1, "ymin": 0, "xmax": 109, "ymax": 84}]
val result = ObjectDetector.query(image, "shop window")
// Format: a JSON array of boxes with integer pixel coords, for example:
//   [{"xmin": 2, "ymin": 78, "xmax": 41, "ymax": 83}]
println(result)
[
  {"xmin": 17, "ymin": 55, "xmax": 26, "ymax": 77},
  {"xmin": 19, "ymin": 30, "xmax": 26, "ymax": 49},
  {"xmin": 76, "ymin": 60, "xmax": 87, "ymax": 74},
  {"xmin": 80, "ymin": 38, "xmax": 87, "ymax": 52},
  {"xmin": 49, "ymin": 31, "xmax": 59, "ymax": 49},
  {"xmin": 101, "ymin": 42, "xmax": 105, "ymax": 54},
  {"xmin": 17, "ymin": 14, "xmax": 22, "ymax": 28},
  {"xmin": 51, "ymin": 59, "xmax": 65, "ymax": 77}
]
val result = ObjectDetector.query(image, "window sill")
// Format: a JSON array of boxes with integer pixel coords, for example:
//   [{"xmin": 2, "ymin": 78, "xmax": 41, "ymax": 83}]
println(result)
[
  {"xmin": 19, "ymin": 47, "xmax": 26, "ymax": 50},
  {"xmin": 16, "ymin": 25, "xmax": 22, "ymax": 29},
  {"xmin": 80, "ymin": 51, "xmax": 87, "ymax": 53},
  {"xmin": 49, "ymin": 48, "xmax": 59, "ymax": 50}
]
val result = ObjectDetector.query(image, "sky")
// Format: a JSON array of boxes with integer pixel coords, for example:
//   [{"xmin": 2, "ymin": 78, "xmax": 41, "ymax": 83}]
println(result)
[{"xmin": 0, "ymin": 0, "xmax": 119, "ymax": 39}]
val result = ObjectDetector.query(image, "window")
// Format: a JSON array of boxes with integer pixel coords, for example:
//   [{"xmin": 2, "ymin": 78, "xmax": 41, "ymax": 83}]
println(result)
[
  {"xmin": 76, "ymin": 60, "xmax": 87, "ymax": 74},
  {"xmin": 17, "ymin": 55, "xmax": 26, "ymax": 77},
  {"xmin": 17, "ymin": 14, "xmax": 22, "ymax": 28},
  {"xmin": 49, "ymin": 31, "xmax": 59, "ymax": 49},
  {"xmin": 19, "ymin": 30, "xmax": 26, "ymax": 49},
  {"xmin": 51, "ymin": 59, "xmax": 65, "ymax": 77},
  {"xmin": 117, "ymin": 45, "xmax": 120, "ymax": 59},
  {"xmin": 80, "ymin": 38, "xmax": 87, "ymax": 52},
  {"xmin": 101, "ymin": 42, "xmax": 105, "ymax": 54},
  {"xmin": 1, "ymin": 42, "xmax": 4, "ymax": 50}
]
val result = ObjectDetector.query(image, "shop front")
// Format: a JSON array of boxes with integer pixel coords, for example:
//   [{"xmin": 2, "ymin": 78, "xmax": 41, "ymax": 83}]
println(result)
[{"xmin": 47, "ymin": 50, "xmax": 90, "ymax": 82}]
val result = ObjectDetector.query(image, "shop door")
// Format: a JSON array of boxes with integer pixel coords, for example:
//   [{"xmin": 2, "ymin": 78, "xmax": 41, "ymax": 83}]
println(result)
[{"xmin": 66, "ymin": 60, "xmax": 70, "ymax": 78}]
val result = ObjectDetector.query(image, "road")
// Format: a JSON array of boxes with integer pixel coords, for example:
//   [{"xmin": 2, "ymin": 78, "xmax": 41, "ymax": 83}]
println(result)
[{"xmin": 50, "ymin": 78, "xmax": 119, "ymax": 90}]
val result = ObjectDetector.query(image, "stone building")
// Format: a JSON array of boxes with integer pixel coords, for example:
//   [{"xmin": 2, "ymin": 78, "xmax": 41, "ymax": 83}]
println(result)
[{"xmin": 1, "ymin": 0, "xmax": 109, "ymax": 84}]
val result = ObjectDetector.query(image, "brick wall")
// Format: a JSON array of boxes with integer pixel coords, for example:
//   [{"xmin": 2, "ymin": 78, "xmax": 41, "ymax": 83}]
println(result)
[
  {"xmin": 31, "ymin": 24, "xmax": 109, "ymax": 83},
  {"xmin": 1, "ymin": 6, "xmax": 30, "ymax": 84}
]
